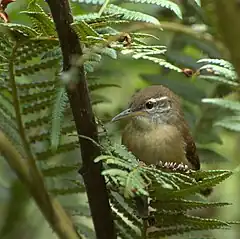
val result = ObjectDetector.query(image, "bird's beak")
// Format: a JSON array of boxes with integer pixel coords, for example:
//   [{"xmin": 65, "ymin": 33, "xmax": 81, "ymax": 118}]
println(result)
[{"xmin": 111, "ymin": 108, "xmax": 145, "ymax": 122}]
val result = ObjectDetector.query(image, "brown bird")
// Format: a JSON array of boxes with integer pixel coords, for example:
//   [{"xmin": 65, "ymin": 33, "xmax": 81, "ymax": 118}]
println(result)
[{"xmin": 112, "ymin": 85, "xmax": 200, "ymax": 171}]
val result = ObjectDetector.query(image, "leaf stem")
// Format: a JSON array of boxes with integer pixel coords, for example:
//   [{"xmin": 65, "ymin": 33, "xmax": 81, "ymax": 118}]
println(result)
[{"xmin": 98, "ymin": 0, "xmax": 111, "ymax": 16}]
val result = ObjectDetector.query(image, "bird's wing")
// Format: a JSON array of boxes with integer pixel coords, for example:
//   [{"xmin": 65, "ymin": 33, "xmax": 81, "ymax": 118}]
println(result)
[{"xmin": 182, "ymin": 123, "xmax": 200, "ymax": 170}]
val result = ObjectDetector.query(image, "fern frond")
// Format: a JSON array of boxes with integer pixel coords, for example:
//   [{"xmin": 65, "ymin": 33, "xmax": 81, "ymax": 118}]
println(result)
[
  {"xmin": 75, "ymin": 223, "xmax": 96, "ymax": 239},
  {"xmin": 164, "ymin": 170, "xmax": 232, "ymax": 198},
  {"xmin": 51, "ymin": 87, "xmax": 69, "ymax": 152},
  {"xmin": 15, "ymin": 59, "xmax": 59, "ymax": 76},
  {"xmin": 42, "ymin": 164, "xmax": 79, "ymax": 177},
  {"xmin": 132, "ymin": 55, "xmax": 182, "ymax": 72},
  {"xmin": 151, "ymin": 198, "xmax": 230, "ymax": 212},
  {"xmin": 202, "ymin": 98, "xmax": 240, "ymax": 112},
  {"xmin": 110, "ymin": 192, "xmax": 142, "ymax": 228},
  {"xmin": 22, "ymin": 11, "xmax": 56, "ymax": 36},
  {"xmin": 197, "ymin": 58, "xmax": 234, "ymax": 70},
  {"xmin": 127, "ymin": 0, "xmax": 182, "ymax": 19},
  {"xmin": 50, "ymin": 185, "xmax": 85, "ymax": 195},
  {"xmin": 25, "ymin": 116, "xmax": 50, "ymax": 129},
  {"xmin": 0, "ymin": 23, "xmax": 38, "ymax": 37},
  {"xmin": 22, "ymin": 98, "xmax": 54, "ymax": 114},
  {"xmin": 88, "ymin": 82, "xmax": 120, "ymax": 91},
  {"xmin": 130, "ymin": 32, "xmax": 160, "ymax": 41},
  {"xmin": 104, "ymin": 4, "xmax": 160, "ymax": 25},
  {"xmin": 198, "ymin": 75, "xmax": 239, "ymax": 86},
  {"xmin": 214, "ymin": 116, "xmax": 240, "ymax": 132},
  {"xmin": 19, "ymin": 88, "xmax": 56, "ymax": 103},
  {"xmin": 17, "ymin": 80, "xmax": 57, "ymax": 90},
  {"xmin": 91, "ymin": 93, "xmax": 112, "ymax": 104},
  {"xmin": 74, "ymin": 13, "xmax": 128, "ymax": 28},
  {"xmin": 72, "ymin": 0, "xmax": 105, "ymax": 4},
  {"xmin": 36, "ymin": 143, "xmax": 79, "ymax": 161},
  {"xmin": 71, "ymin": 20, "xmax": 99, "ymax": 41},
  {"xmin": 149, "ymin": 213, "xmax": 230, "ymax": 238},
  {"xmin": 0, "ymin": 108, "xmax": 24, "ymax": 156},
  {"xmin": 112, "ymin": 209, "xmax": 141, "ymax": 239},
  {"xmin": 15, "ymin": 39, "xmax": 59, "ymax": 64},
  {"xmin": 199, "ymin": 64, "xmax": 237, "ymax": 80},
  {"xmin": 22, "ymin": 1, "xmax": 56, "ymax": 36}
]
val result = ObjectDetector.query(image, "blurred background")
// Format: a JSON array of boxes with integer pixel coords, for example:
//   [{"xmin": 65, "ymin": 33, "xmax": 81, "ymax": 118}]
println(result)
[{"xmin": 1, "ymin": 0, "xmax": 240, "ymax": 238}]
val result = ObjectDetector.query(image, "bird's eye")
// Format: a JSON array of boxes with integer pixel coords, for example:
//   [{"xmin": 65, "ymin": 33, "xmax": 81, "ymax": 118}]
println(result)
[{"xmin": 145, "ymin": 101, "xmax": 154, "ymax": 109}]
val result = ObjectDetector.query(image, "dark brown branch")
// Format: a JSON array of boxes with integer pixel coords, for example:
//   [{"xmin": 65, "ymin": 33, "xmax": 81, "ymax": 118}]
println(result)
[{"xmin": 46, "ymin": 1, "xmax": 116, "ymax": 238}]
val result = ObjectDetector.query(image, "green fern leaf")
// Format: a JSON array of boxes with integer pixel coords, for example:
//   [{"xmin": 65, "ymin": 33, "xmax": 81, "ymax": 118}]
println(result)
[
  {"xmin": 151, "ymin": 198, "xmax": 230, "ymax": 212},
  {"xmin": 199, "ymin": 64, "xmax": 237, "ymax": 80},
  {"xmin": 42, "ymin": 164, "xmax": 78, "ymax": 177},
  {"xmin": 109, "ymin": 192, "xmax": 142, "ymax": 228},
  {"xmin": 51, "ymin": 87, "xmax": 69, "ymax": 152},
  {"xmin": 15, "ymin": 39, "xmax": 59, "ymax": 64},
  {"xmin": 50, "ymin": 186, "xmax": 85, "ymax": 195},
  {"xmin": 21, "ymin": 11, "xmax": 56, "ymax": 37},
  {"xmin": 149, "ymin": 213, "xmax": 230, "ymax": 238},
  {"xmin": 198, "ymin": 75, "xmax": 239, "ymax": 86},
  {"xmin": 19, "ymin": 88, "xmax": 56, "ymax": 103},
  {"xmin": 17, "ymin": 79, "xmax": 57, "ymax": 90},
  {"xmin": 71, "ymin": 20, "xmax": 99, "ymax": 41},
  {"xmin": 72, "ymin": 0, "xmax": 105, "ymax": 4},
  {"xmin": 76, "ymin": 223, "xmax": 96, "ymax": 239},
  {"xmin": 15, "ymin": 59, "xmax": 59, "ymax": 76},
  {"xmin": 214, "ymin": 116, "xmax": 240, "ymax": 132},
  {"xmin": 36, "ymin": 142, "xmax": 79, "ymax": 161},
  {"xmin": 0, "ymin": 23, "xmax": 38, "ymax": 37},
  {"xmin": 88, "ymin": 82, "xmax": 120, "ymax": 91},
  {"xmin": 22, "ymin": 98, "xmax": 54, "ymax": 114},
  {"xmin": 25, "ymin": 116, "xmax": 50, "ymax": 129},
  {"xmin": 197, "ymin": 58, "xmax": 234, "ymax": 70},
  {"xmin": 132, "ymin": 55, "xmax": 182, "ymax": 72},
  {"xmin": 74, "ymin": 13, "xmax": 128, "ymax": 28},
  {"xmin": 202, "ymin": 98, "xmax": 240, "ymax": 112},
  {"xmin": 127, "ymin": 0, "xmax": 182, "ymax": 19},
  {"xmin": 166, "ymin": 170, "xmax": 232, "ymax": 198},
  {"xmin": 104, "ymin": 4, "xmax": 160, "ymax": 25}
]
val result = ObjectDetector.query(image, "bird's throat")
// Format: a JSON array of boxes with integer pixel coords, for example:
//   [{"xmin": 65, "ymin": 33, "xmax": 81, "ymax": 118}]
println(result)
[{"xmin": 122, "ymin": 119, "xmax": 191, "ymax": 168}]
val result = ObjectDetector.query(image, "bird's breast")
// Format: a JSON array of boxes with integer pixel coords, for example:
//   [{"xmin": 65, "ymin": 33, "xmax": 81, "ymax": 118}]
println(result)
[{"xmin": 122, "ymin": 122, "xmax": 191, "ymax": 167}]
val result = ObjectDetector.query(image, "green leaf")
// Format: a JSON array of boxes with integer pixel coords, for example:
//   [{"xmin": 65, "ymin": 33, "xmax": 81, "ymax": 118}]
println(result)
[
  {"xmin": 214, "ymin": 116, "xmax": 240, "ymax": 132},
  {"xmin": 51, "ymin": 87, "xmax": 69, "ymax": 152},
  {"xmin": 134, "ymin": 55, "xmax": 182, "ymax": 72},
  {"xmin": 104, "ymin": 4, "xmax": 160, "ymax": 25},
  {"xmin": 127, "ymin": 0, "xmax": 182, "ymax": 19},
  {"xmin": 198, "ymin": 148, "xmax": 228, "ymax": 163},
  {"xmin": 202, "ymin": 98, "xmax": 240, "ymax": 112},
  {"xmin": 42, "ymin": 164, "xmax": 78, "ymax": 177},
  {"xmin": 21, "ymin": 11, "xmax": 56, "ymax": 37}
]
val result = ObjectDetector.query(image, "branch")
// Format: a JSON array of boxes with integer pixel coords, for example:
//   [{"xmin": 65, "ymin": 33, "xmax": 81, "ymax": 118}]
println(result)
[
  {"xmin": 202, "ymin": 0, "xmax": 240, "ymax": 80},
  {"xmin": 46, "ymin": 1, "xmax": 116, "ymax": 238},
  {"xmin": 0, "ymin": 131, "xmax": 80, "ymax": 239},
  {"xmin": 128, "ymin": 21, "xmax": 228, "ymax": 57}
]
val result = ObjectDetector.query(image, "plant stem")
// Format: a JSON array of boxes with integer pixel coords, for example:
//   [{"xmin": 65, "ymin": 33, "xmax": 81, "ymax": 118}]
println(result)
[
  {"xmin": 98, "ymin": 0, "xmax": 110, "ymax": 16},
  {"xmin": 0, "ymin": 131, "xmax": 80, "ymax": 239},
  {"xmin": 46, "ymin": 0, "xmax": 116, "ymax": 238}
]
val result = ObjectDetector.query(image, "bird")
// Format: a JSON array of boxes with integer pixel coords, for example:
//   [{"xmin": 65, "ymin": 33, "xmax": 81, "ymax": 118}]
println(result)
[{"xmin": 111, "ymin": 85, "xmax": 200, "ymax": 171}]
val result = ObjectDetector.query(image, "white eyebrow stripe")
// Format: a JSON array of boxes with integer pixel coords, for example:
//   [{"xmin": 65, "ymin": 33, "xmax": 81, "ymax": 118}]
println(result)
[{"xmin": 148, "ymin": 96, "xmax": 169, "ymax": 102}]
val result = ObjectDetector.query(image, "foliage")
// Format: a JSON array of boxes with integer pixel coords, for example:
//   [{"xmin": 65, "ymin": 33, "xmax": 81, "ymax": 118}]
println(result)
[{"xmin": 0, "ymin": 0, "xmax": 239, "ymax": 239}]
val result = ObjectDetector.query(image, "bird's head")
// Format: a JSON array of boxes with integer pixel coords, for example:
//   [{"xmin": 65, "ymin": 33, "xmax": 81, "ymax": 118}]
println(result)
[{"xmin": 112, "ymin": 85, "xmax": 182, "ymax": 127}]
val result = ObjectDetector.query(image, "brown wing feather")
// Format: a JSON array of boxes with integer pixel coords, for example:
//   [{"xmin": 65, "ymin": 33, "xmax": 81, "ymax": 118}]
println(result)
[{"xmin": 182, "ymin": 122, "xmax": 200, "ymax": 170}]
